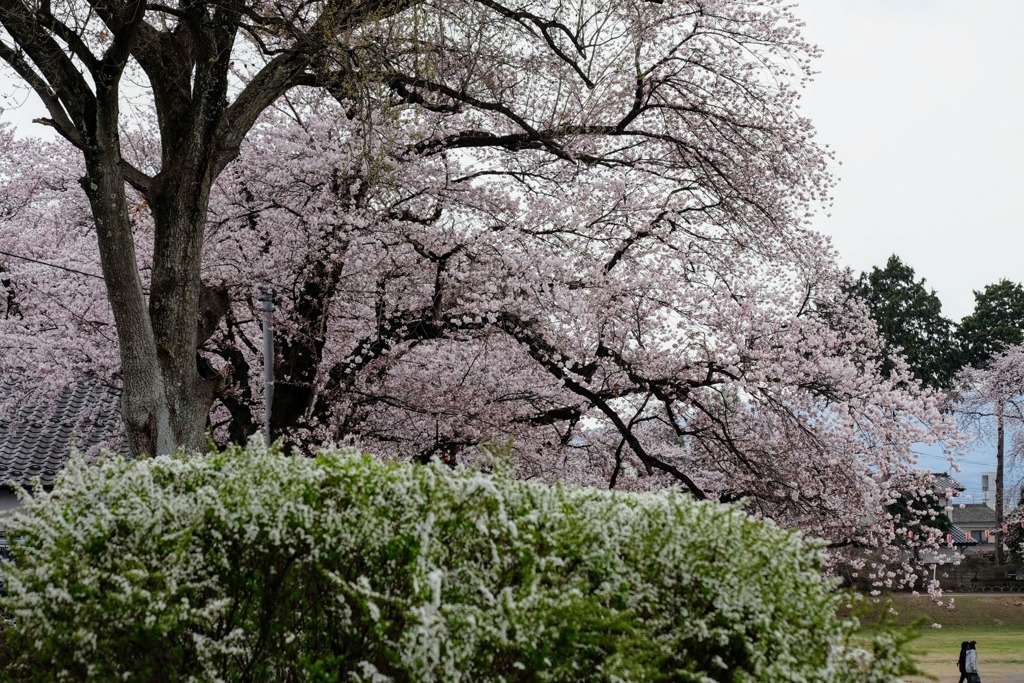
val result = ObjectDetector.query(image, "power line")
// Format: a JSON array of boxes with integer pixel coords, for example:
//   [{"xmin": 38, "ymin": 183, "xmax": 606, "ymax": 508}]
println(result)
[
  {"xmin": 913, "ymin": 451, "xmax": 995, "ymax": 467},
  {"xmin": 0, "ymin": 248, "xmax": 104, "ymax": 281}
]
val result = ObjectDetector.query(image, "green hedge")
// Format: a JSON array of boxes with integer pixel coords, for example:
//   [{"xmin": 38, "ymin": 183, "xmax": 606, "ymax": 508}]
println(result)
[{"xmin": 0, "ymin": 441, "xmax": 914, "ymax": 681}]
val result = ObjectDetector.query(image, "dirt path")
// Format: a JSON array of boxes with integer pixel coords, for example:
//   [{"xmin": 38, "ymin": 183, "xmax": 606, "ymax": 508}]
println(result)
[{"xmin": 908, "ymin": 657, "xmax": 1023, "ymax": 682}]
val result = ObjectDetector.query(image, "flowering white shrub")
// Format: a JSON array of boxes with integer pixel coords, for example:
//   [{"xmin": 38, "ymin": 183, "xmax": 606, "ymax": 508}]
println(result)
[{"xmin": 1, "ymin": 440, "xmax": 915, "ymax": 681}]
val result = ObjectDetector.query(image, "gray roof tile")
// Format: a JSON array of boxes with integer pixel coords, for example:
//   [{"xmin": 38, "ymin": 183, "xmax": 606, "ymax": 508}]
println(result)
[
  {"xmin": 0, "ymin": 379, "xmax": 123, "ymax": 488},
  {"xmin": 950, "ymin": 503, "xmax": 997, "ymax": 525},
  {"xmin": 929, "ymin": 472, "xmax": 965, "ymax": 496}
]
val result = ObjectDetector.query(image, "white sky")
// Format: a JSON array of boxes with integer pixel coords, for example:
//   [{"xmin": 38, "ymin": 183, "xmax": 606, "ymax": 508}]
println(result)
[
  {"xmin": 793, "ymin": 1, "xmax": 1024, "ymax": 493},
  {"xmin": 796, "ymin": 0, "xmax": 1024, "ymax": 323},
  {"xmin": 792, "ymin": 1, "xmax": 1024, "ymax": 495}
]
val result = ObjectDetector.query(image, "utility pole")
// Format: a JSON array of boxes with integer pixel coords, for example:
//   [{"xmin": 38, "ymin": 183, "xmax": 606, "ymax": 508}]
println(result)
[
  {"xmin": 996, "ymin": 397, "xmax": 1005, "ymax": 565},
  {"xmin": 258, "ymin": 285, "xmax": 275, "ymax": 446}
]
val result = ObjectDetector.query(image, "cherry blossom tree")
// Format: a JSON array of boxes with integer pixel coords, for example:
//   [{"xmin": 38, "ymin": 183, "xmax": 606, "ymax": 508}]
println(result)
[
  {"xmin": 1006, "ymin": 488, "xmax": 1024, "ymax": 563},
  {"xmin": 956, "ymin": 344, "xmax": 1024, "ymax": 565},
  {"xmin": 2, "ymin": 100, "xmax": 958, "ymax": 577},
  {"xmin": 955, "ymin": 282, "xmax": 1024, "ymax": 565},
  {"xmin": 0, "ymin": 0, "xmax": 961, "ymax": 577},
  {"xmin": 0, "ymin": 0, "xmax": 843, "ymax": 457}
]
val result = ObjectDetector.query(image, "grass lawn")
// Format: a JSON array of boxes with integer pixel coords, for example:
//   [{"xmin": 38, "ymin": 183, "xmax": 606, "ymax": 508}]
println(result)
[
  {"xmin": 859, "ymin": 594, "xmax": 1024, "ymax": 681},
  {"xmin": 909, "ymin": 626, "xmax": 1024, "ymax": 662},
  {"xmin": 904, "ymin": 627, "xmax": 1024, "ymax": 682}
]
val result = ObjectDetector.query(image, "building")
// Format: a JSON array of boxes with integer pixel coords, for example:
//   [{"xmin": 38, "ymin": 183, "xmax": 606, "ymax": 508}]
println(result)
[
  {"xmin": 950, "ymin": 503, "xmax": 998, "ymax": 547},
  {"xmin": 0, "ymin": 379, "xmax": 123, "ymax": 512},
  {"xmin": 980, "ymin": 470, "xmax": 997, "ymax": 508},
  {"xmin": 916, "ymin": 472, "xmax": 976, "ymax": 569}
]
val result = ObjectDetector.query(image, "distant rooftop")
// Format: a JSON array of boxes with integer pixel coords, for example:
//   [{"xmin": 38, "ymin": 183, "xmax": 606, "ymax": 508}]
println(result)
[
  {"xmin": 929, "ymin": 472, "xmax": 965, "ymax": 496},
  {"xmin": 0, "ymin": 379, "xmax": 123, "ymax": 488},
  {"xmin": 950, "ymin": 503, "xmax": 997, "ymax": 526}
]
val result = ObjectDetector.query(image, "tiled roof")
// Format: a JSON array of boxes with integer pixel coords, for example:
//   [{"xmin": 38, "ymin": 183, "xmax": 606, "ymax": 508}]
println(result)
[
  {"xmin": 0, "ymin": 379, "xmax": 123, "ymax": 488},
  {"xmin": 929, "ymin": 472, "xmax": 965, "ymax": 496},
  {"xmin": 889, "ymin": 471, "xmax": 965, "ymax": 499},
  {"xmin": 950, "ymin": 503, "xmax": 997, "ymax": 525}
]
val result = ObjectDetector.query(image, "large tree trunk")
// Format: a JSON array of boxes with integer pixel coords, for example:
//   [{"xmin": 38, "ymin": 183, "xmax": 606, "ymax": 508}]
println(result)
[
  {"xmin": 81, "ymin": 154, "xmax": 177, "ymax": 456},
  {"xmin": 79, "ymin": 56, "xmax": 221, "ymax": 456},
  {"xmin": 78, "ymin": 69, "xmax": 185, "ymax": 456},
  {"xmin": 147, "ymin": 168, "xmax": 220, "ymax": 452},
  {"xmin": 81, "ymin": 156, "xmax": 217, "ymax": 456}
]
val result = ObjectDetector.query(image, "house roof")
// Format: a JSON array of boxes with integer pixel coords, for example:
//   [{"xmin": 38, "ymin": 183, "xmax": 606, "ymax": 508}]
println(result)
[
  {"xmin": 0, "ymin": 379, "xmax": 123, "ymax": 488},
  {"xmin": 929, "ymin": 472, "xmax": 965, "ymax": 496},
  {"xmin": 950, "ymin": 503, "xmax": 997, "ymax": 526}
]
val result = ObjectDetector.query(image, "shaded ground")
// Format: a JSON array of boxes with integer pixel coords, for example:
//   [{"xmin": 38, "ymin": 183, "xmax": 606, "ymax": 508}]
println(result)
[{"xmin": 882, "ymin": 592, "xmax": 1024, "ymax": 627}]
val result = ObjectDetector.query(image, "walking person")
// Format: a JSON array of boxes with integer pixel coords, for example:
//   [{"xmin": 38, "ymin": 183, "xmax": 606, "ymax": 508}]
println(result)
[
  {"xmin": 957, "ymin": 640, "xmax": 969, "ymax": 683},
  {"xmin": 964, "ymin": 640, "xmax": 980, "ymax": 683}
]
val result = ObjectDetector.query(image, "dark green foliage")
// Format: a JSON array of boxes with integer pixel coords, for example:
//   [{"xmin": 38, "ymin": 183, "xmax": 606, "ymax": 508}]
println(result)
[
  {"xmin": 852, "ymin": 255, "xmax": 959, "ymax": 389},
  {"xmin": 958, "ymin": 279, "xmax": 1024, "ymax": 369}
]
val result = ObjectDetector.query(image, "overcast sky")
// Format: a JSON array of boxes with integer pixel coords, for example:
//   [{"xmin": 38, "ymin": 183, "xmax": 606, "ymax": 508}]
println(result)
[
  {"xmin": 792, "ymin": 0, "xmax": 1024, "ymax": 495},
  {"xmin": 796, "ymin": 0, "xmax": 1024, "ymax": 324}
]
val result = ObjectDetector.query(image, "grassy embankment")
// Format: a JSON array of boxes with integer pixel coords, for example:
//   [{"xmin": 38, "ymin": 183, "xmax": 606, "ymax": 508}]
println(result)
[{"xmin": 861, "ymin": 592, "xmax": 1024, "ymax": 679}]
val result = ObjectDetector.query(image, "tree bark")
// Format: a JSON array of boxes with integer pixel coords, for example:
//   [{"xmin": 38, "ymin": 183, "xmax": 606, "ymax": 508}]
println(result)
[
  {"xmin": 79, "ymin": 116, "xmax": 219, "ymax": 455},
  {"xmin": 81, "ymin": 151, "xmax": 175, "ymax": 457},
  {"xmin": 148, "ymin": 179, "xmax": 219, "ymax": 452},
  {"xmin": 77, "ymin": 45, "xmax": 178, "ymax": 456}
]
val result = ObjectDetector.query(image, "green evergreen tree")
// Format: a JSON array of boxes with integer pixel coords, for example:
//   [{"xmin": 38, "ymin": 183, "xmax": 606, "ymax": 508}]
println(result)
[
  {"xmin": 852, "ymin": 255, "xmax": 958, "ymax": 389},
  {"xmin": 958, "ymin": 279, "xmax": 1024, "ymax": 369}
]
